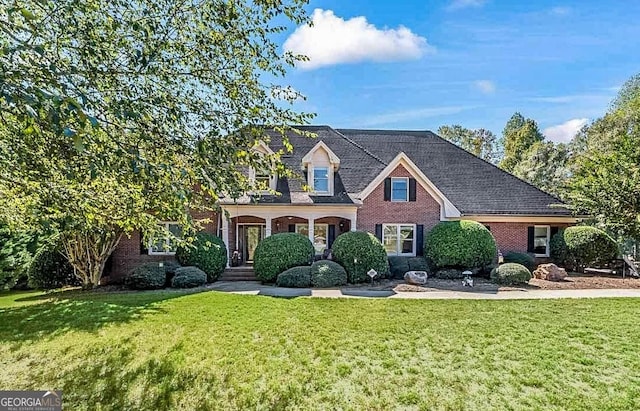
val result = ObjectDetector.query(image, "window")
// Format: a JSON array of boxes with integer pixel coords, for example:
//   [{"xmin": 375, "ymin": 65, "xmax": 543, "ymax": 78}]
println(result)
[
  {"xmin": 313, "ymin": 167, "xmax": 330, "ymax": 193},
  {"xmin": 382, "ymin": 224, "xmax": 416, "ymax": 256},
  {"xmin": 534, "ymin": 225, "xmax": 551, "ymax": 257},
  {"xmin": 295, "ymin": 223, "xmax": 328, "ymax": 254},
  {"xmin": 391, "ymin": 177, "xmax": 408, "ymax": 202},
  {"xmin": 149, "ymin": 222, "xmax": 181, "ymax": 255},
  {"xmin": 254, "ymin": 171, "xmax": 271, "ymax": 189}
]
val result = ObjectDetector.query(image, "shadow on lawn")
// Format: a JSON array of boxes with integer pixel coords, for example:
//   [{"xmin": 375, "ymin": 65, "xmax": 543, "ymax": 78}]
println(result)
[{"xmin": 0, "ymin": 289, "xmax": 202, "ymax": 343}]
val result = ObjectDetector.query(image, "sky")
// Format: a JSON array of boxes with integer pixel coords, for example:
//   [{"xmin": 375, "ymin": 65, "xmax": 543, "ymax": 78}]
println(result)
[{"xmin": 276, "ymin": 0, "xmax": 640, "ymax": 142}]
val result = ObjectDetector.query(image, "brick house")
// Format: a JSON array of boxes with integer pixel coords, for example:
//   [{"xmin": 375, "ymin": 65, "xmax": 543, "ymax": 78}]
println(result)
[{"xmin": 107, "ymin": 126, "xmax": 576, "ymax": 280}]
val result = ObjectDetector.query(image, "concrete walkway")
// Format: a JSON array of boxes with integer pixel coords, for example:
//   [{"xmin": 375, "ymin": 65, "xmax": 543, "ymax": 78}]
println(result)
[{"xmin": 209, "ymin": 281, "xmax": 640, "ymax": 300}]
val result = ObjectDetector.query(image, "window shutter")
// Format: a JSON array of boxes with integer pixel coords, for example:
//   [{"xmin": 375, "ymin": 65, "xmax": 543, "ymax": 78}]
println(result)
[
  {"xmin": 375, "ymin": 224, "xmax": 383, "ymax": 241},
  {"xmin": 140, "ymin": 232, "xmax": 148, "ymax": 255},
  {"xmin": 288, "ymin": 224, "xmax": 296, "ymax": 233},
  {"xmin": 328, "ymin": 225, "xmax": 336, "ymax": 248},
  {"xmin": 383, "ymin": 178, "xmax": 391, "ymax": 201},
  {"xmin": 409, "ymin": 178, "xmax": 417, "ymax": 202},
  {"xmin": 527, "ymin": 226, "xmax": 535, "ymax": 253},
  {"xmin": 550, "ymin": 226, "xmax": 559, "ymax": 238},
  {"xmin": 416, "ymin": 225, "xmax": 424, "ymax": 256}
]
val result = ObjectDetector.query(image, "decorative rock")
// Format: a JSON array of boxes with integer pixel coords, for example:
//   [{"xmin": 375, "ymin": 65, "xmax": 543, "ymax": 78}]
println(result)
[
  {"xmin": 533, "ymin": 263, "xmax": 567, "ymax": 282},
  {"xmin": 404, "ymin": 271, "xmax": 428, "ymax": 285}
]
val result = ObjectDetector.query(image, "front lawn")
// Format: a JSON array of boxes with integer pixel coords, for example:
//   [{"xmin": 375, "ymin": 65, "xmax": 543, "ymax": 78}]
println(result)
[{"xmin": 1, "ymin": 289, "xmax": 639, "ymax": 410}]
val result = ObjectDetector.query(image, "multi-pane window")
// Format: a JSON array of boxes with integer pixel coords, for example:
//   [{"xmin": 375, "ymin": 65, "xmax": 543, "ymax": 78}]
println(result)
[
  {"xmin": 149, "ymin": 222, "xmax": 181, "ymax": 255},
  {"xmin": 254, "ymin": 171, "xmax": 271, "ymax": 189},
  {"xmin": 296, "ymin": 224, "xmax": 328, "ymax": 253},
  {"xmin": 391, "ymin": 177, "xmax": 408, "ymax": 202},
  {"xmin": 383, "ymin": 224, "xmax": 416, "ymax": 256},
  {"xmin": 534, "ymin": 226, "xmax": 551, "ymax": 257},
  {"xmin": 313, "ymin": 167, "xmax": 329, "ymax": 193}
]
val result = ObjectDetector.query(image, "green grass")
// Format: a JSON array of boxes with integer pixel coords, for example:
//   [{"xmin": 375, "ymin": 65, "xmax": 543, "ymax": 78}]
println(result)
[{"xmin": 1, "ymin": 289, "xmax": 639, "ymax": 410}]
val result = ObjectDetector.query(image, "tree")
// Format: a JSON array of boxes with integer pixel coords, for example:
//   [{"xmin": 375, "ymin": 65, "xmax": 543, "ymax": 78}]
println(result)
[
  {"xmin": 499, "ymin": 112, "xmax": 544, "ymax": 172},
  {"xmin": 0, "ymin": 225, "xmax": 39, "ymax": 289},
  {"xmin": 512, "ymin": 141, "xmax": 571, "ymax": 199},
  {"xmin": 0, "ymin": 1, "xmax": 312, "ymax": 288},
  {"xmin": 437, "ymin": 125, "xmax": 501, "ymax": 163}
]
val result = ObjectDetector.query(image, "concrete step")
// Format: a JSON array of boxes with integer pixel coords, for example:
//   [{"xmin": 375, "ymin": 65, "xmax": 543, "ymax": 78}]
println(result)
[{"xmin": 220, "ymin": 267, "xmax": 256, "ymax": 281}]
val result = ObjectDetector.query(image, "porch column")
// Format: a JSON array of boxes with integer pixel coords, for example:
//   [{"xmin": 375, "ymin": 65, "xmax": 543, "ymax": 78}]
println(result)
[
  {"xmin": 221, "ymin": 216, "xmax": 230, "ymax": 268},
  {"xmin": 265, "ymin": 216, "xmax": 272, "ymax": 237},
  {"xmin": 307, "ymin": 216, "xmax": 315, "ymax": 247},
  {"xmin": 350, "ymin": 210, "xmax": 357, "ymax": 232}
]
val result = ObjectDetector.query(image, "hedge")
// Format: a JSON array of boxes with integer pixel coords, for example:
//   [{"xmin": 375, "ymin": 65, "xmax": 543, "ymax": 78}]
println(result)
[
  {"xmin": 176, "ymin": 232, "xmax": 227, "ymax": 282},
  {"xmin": 310, "ymin": 260, "xmax": 347, "ymax": 288},
  {"xmin": 125, "ymin": 263, "xmax": 166, "ymax": 290},
  {"xmin": 171, "ymin": 266, "xmax": 207, "ymax": 288},
  {"xmin": 503, "ymin": 252, "xmax": 535, "ymax": 271},
  {"xmin": 254, "ymin": 233, "xmax": 314, "ymax": 283},
  {"xmin": 490, "ymin": 263, "xmax": 532, "ymax": 285},
  {"xmin": 388, "ymin": 256, "xmax": 410, "ymax": 279},
  {"xmin": 425, "ymin": 221, "xmax": 497, "ymax": 270},
  {"xmin": 27, "ymin": 246, "xmax": 77, "ymax": 290},
  {"xmin": 276, "ymin": 266, "xmax": 312, "ymax": 288},
  {"xmin": 331, "ymin": 231, "xmax": 389, "ymax": 283},
  {"xmin": 550, "ymin": 226, "xmax": 618, "ymax": 272}
]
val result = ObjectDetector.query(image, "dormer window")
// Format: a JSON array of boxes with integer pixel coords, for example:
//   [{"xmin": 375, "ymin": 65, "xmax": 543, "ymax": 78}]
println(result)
[
  {"xmin": 249, "ymin": 140, "xmax": 277, "ymax": 192},
  {"xmin": 313, "ymin": 167, "xmax": 329, "ymax": 193},
  {"xmin": 301, "ymin": 141, "xmax": 340, "ymax": 196}
]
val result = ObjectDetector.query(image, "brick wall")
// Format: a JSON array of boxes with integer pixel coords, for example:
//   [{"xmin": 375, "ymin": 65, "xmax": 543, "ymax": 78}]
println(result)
[
  {"xmin": 357, "ymin": 164, "xmax": 441, "ymax": 234},
  {"xmin": 488, "ymin": 222, "xmax": 572, "ymax": 255}
]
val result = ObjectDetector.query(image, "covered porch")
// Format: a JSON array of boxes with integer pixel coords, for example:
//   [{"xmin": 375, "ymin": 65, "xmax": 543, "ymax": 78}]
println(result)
[{"xmin": 220, "ymin": 205, "xmax": 358, "ymax": 267}]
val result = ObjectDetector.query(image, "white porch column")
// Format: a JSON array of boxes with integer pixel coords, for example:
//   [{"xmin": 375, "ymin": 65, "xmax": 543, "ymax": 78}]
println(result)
[
  {"xmin": 350, "ymin": 210, "xmax": 357, "ymax": 231},
  {"xmin": 308, "ymin": 216, "xmax": 315, "ymax": 247},
  {"xmin": 265, "ymin": 216, "xmax": 272, "ymax": 237},
  {"xmin": 221, "ymin": 216, "xmax": 230, "ymax": 268}
]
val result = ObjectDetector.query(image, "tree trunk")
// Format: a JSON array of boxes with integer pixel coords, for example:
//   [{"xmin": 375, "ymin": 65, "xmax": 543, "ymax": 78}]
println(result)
[{"xmin": 61, "ymin": 230, "xmax": 123, "ymax": 289}]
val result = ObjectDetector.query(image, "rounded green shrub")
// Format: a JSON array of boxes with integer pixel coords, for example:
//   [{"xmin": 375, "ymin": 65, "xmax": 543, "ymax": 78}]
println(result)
[
  {"xmin": 408, "ymin": 257, "xmax": 429, "ymax": 272},
  {"xmin": 331, "ymin": 231, "xmax": 389, "ymax": 283},
  {"xmin": 171, "ymin": 266, "xmax": 207, "ymax": 288},
  {"xmin": 551, "ymin": 226, "xmax": 618, "ymax": 272},
  {"xmin": 503, "ymin": 252, "xmax": 535, "ymax": 271},
  {"xmin": 176, "ymin": 232, "xmax": 227, "ymax": 282},
  {"xmin": 490, "ymin": 263, "xmax": 531, "ymax": 285},
  {"xmin": 311, "ymin": 260, "xmax": 347, "ymax": 288},
  {"xmin": 27, "ymin": 246, "xmax": 77, "ymax": 290},
  {"xmin": 125, "ymin": 262, "xmax": 166, "ymax": 290},
  {"xmin": 425, "ymin": 221, "xmax": 497, "ymax": 270},
  {"xmin": 388, "ymin": 256, "xmax": 411, "ymax": 279},
  {"xmin": 254, "ymin": 233, "xmax": 314, "ymax": 283},
  {"xmin": 276, "ymin": 266, "xmax": 311, "ymax": 288}
]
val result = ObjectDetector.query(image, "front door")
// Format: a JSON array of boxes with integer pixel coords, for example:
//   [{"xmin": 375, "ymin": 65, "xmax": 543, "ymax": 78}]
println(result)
[{"xmin": 240, "ymin": 225, "xmax": 265, "ymax": 263}]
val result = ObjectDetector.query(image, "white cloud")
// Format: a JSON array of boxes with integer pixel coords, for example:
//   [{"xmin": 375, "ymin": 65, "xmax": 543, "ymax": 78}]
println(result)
[
  {"xmin": 360, "ymin": 106, "xmax": 473, "ymax": 127},
  {"xmin": 283, "ymin": 9, "xmax": 431, "ymax": 70},
  {"xmin": 543, "ymin": 118, "xmax": 589, "ymax": 143},
  {"xmin": 447, "ymin": 0, "xmax": 487, "ymax": 11},
  {"xmin": 474, "ymin": 80, "xmax": 496, "ymax": 94}
]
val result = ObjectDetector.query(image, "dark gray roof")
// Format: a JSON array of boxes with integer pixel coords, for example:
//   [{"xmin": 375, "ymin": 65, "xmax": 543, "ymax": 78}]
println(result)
[{"xmin": 226, "ymin": 126, "xmax": 570, "ymax": 216}]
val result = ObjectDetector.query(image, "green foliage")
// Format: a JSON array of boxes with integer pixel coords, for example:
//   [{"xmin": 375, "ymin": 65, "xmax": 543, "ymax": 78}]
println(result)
[
  {"xmin": 124, "ymin": 263, "xmax": 166, "ymax": 290},
  {"xmin": 276, "ymin": 266, "xmax": 311, "ymax": 288},
  {"xmin": 175, "ymin": 233, "xmax": 226, "ymax": 282},
  {"xmin": 550, "ymin": 227, "xmax": 619, "ymax": 271},
  {"xmin": 512, "ymin": 141, "xmax": 571, "ymax": 199},
  {"xmin": 434, "ymin": 268, "xmax": 464, "ymax": 279},
  {"xmin": 331, "ymin": 231, "xmax": 390, "ymax": 283},
  {"xmin": 490, "ymin": 263, "xmax": 532, "ymax": 285},
  {"xmin": 310, "ymin": 260, "xmax": 347, "ymax": 288},
  {"xmin": 0, "ymin": 225, "xmax": 39, "ymax": 289},
  {"xmin": 437, "ymin": 125, "xmax": 501, "ymax": 163},
  {"xmin": 388, "ymin": 256, "xmax": 411, "ymax": 279},
  {"xmin": 408, "ymin": 257, "xmax": 429, "ymax": 272},
  {"xmin": 254, "ymin": 233, "xmax": 314, "ymax": 283},
  {"xmin": 499, "ymin": 112, "xmax": 545, "ymax": 172},
  {"xmin": 162, "ymin": 260, "xmax": 182, "ymax": 276},
  {"xmin": 27, "ymin": 246, "xmax": 77, "ymax": 290},
  {"xmin": 503, "ymin": 252, "xmax": 536, "ymax": 271},
  {"xmin": 425, "ymin": 221, "xmax": 497, "ymax": 270},
  {"xmin": 171, "ymin": 267, "xmax": 207, "ymax": 288}
]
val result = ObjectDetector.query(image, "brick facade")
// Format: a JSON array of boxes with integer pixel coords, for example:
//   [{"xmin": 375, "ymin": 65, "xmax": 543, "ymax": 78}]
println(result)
[{"xmin": 488, "ymin": 222, "xmax": 571, "ymax": 257}]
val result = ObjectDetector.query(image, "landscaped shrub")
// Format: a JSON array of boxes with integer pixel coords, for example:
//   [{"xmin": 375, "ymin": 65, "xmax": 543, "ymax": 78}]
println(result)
[
  {"xmin": 171, "ymin": 266, "xmax": 207, "ymax": 288},
  {"xmin": 331, "ymin": 231, "xmax": 389, "ymax": 283},
  {"xmin": 490, "ymin": 263, "xmax": 532, "ymax": 285},
  {"xmin": 388, "ymin": 256, "xmax": 410, "ymax": 279},
  {"xmin": 27, "ymin": 246, "xmax": 77, "ymax": 289},
  {"xmin": 162, "ymin": 260, "xmax": 182, "ymax": 287},
  {"xmin": 408, "ymin": 257, "xmax": 429, "ymax": 272},
  {"xmin": 254, "ymin": 233, "xmax": 314, "ymax": 283},
  {"xmin": 503, "ymin": 252, "xmax": 536, "ymax": 271},
  {"xmin": 125, "ymin": 263, "xmax": 166, "ymax": 290},
  {"xmin": 176, "ymin": 232, "xmax": 227, "ymax": 282},
  {"xmin": 434, "ymin": 268, "xmax": 464, "ymax": 279},
  {"xmin": 425, "ymin": 221, "xmax": 497, "ymax": 270},
  {"xmin": 276, "ymin": 266, "xmax": 312, "ymax": 288},
  {"xmin": 310, "ymin": 260, "xmax": 347, "ymax": 288},
  {"xmin": 551, "ymin": 226, "xmax": 618, "ymax": 272}
]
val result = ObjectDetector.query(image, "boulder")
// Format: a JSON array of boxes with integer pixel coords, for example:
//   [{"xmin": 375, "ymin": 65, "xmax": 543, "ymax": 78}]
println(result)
[
  {"xmin": 404, "ymin": 271, "xmax": 428, "ymax": 285},
  {"xmin": 533, "ymin": 263, "xmax": 567, "ymax": 282}
]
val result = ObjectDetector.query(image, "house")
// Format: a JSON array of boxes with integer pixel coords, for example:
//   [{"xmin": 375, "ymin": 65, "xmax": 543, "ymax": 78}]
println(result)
[{"xmin": 107, "ymin": 126, "xmax": 577, "ymax": 279}]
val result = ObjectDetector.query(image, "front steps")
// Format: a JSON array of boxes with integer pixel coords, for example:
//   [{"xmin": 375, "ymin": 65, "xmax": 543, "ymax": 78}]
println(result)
[{"xmin": 219, "ymin": 266, "xmax": 257, "ymax": 281}]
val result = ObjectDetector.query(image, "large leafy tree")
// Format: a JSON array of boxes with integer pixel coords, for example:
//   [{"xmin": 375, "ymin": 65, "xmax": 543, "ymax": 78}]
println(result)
[
  {"xmin": 437, "ymin": 125, "xmax": 501, "ymax": 163},
  {"xmin": 499, "ymin": 112, "xmax": 544, "ymax": 172},
  {"xmin": 0, "ymin": 0, "xmax": 312, "ymax": 287},
  {"xmin": 512, "ymin": 141, "xmax": 571, "ymax": 199}
]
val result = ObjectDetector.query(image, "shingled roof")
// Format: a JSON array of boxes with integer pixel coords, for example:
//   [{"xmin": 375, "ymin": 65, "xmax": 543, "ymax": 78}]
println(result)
[{"xmin": 226, "ymin": 125, "xmax": 571, "ymax": 216}]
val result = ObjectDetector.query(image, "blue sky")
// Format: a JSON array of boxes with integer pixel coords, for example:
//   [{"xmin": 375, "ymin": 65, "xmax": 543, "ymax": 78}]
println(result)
[{"xmin": 278, "ymin": 0, "xmax": 640, "ymax": 142}]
